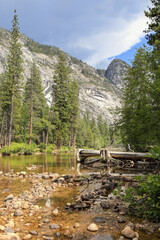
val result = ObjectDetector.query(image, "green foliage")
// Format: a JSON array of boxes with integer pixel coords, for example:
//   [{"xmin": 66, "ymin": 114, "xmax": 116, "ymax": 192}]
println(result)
[
  {"xmin": 123, "ymin": 174, "xmax": 160, "ymax": 220},
  {"xmin": 25, "ymin": 38, "xmax": 61, "ymax": 56},
  {"xmin": 22, "ymin": 63, "xmax": 49, "ymax": 144},
  {"xmin": 38, "ymin": 143, "xmax": 46, "ymax": 152},
  {"xmin": 52, "ymin": 53, "xmax": 79, "ymax": 147},
  {"xmin": 1, "ymin": 142, "xmax": 36, "ymax": 155},
  {"xmin": 0, "ymin": 9, "xmax": 23, "ymax": 146},
  {"xmin": 45, "ymin": 144, "xmax": 56, "ymax": 154},
  {"xmin": 118, "ymin": 46, "xmax": 154, "ymax": 151},
  {"xmin": 118, "ymin": 0, "xmax": 160, "ymax": 151},
  {"xmin": 76, "ymin": 112, "xmax": 114, "ymax": 149},
  {"xmin": 113, "ymin": 182, "xmax": 122, "ymax": 196},
  {"xmin": 1, "ymin": 145, "xmax": 11, "ymax": 155},
  {"xmin": 149, "ymin": 146, "xmax": 160, "ymax": 160},
  {"xmin": 144, "ymin": 0, "xmax": 160, "ymax": 47}
]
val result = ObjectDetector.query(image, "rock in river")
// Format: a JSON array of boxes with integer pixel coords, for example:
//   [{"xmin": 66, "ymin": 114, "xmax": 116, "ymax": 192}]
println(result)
[
  {"xmin": 122, "ymin": 226, "xmax": 136, "ymax": 239},
  {"xmin": 94, "ymin": 217, "xmax": 106, "ymax": 223},
  {"xmin": 14, "ymin": 210, "xmax": 23, "ymax": 216},
  {"xmin": 87, "ymin": 223, "xmax": 99, "ymax": 232},
  {"xmin": 49, "ymin": 224, "xmax": 60, "ymax": 229}
]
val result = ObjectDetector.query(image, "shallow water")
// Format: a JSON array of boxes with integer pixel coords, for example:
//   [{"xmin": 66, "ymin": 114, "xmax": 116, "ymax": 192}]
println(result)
[
  {"xmin": 0, "ymin": 153, "xmax": 77, "ymax": 175},
  {"xmin": 0, "ymin": 153, "xmax": 159, "ymax": 240}
]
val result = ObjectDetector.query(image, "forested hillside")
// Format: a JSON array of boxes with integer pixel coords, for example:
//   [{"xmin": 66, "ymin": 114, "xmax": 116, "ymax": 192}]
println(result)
[{"xmin": 0, "ymin": 26, "xmax": 129, "ymax": 124}]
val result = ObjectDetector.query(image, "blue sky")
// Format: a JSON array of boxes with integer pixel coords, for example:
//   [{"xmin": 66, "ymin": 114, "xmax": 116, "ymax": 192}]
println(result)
[{"xmin": 0, "ymin": 0, "xmax": 151, "ymax": 69}]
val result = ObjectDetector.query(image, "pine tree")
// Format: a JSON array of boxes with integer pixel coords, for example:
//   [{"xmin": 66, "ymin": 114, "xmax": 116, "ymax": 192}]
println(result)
[
  {"xmin": 22, "ymin": 63, "xmax": 49, "ymax": 144},
  {"xmin": 144, "ymin": 0, "xmax": 160, "ymax": 47},
  {"xmin": 68, "ymin": 79, "xmax": 79, "ymax": 147},
  {"xmin": 52, "ymin": 53, "xmax": 79, "ymax": 147},
  {"xmin": 119, "ymin": 47, "xmax": 152, "ymax": 150},
  {"xmin": 144, "ymin": 0, "xmax": 160, "ymax": 143},
  {"xmin": 0, "ymin": 9, "xmax": 23, "ymax": 146}
]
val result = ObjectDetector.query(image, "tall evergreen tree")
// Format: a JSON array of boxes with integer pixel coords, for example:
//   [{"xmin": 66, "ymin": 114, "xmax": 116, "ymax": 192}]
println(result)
[
  {"xmin": 144, "ymin": 0, "xmax": 160, "ymax": 143},
  {"xmin": 52, "ymin": 53, "xmax": 79, "ymax": 147},
  {"xmin": 22, "ymin": 63, "xmax": 49, "ymax": 144},
  {"xmin": 144, "ymin": 0, "xmax": 160, "ymax": 47},
  {"xmin": 119, "ymin": 47, "xmax": 152, "ymax": 150},
  {"xmin": 0, "ymin": 9, "xmax": 23, "ymax": 146}
]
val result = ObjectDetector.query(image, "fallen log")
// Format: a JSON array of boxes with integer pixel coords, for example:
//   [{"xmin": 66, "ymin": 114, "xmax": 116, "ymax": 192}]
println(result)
[
  {"xmin": 77, "ymin": 149, "xmax": 153, "ymax": 162},
  {"xmin": 79, "ymin": 150, "xmax": 100, "ymax": 157},
  {"xmin": 110, "ymin": 152, "xmax": 152, "ymax": 160}
]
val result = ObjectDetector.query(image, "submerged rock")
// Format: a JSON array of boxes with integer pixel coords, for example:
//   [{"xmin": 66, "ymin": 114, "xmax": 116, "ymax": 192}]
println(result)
[
  {"xmin": 29, "ymin": 231, "xmax": 38, "ymax": 235},
  {"xmin": 0, "ymin": 233, "xmax": 20, "ymax": 240},
  {"xmin": 52, "ymin": 208, "xmax": 59, "ymax": 216},
  {"xmin": 87, "ymin": 223, "xmax": 99, "ymax": 232},
  {"xmin": 117, "ymin": 216, "xmax": 126, "ymax": 223},
  {"xmin": 14, "ymin": 210, "xmax": 23, "ymax": 216},
  {"xmin": 23, "ymin": 234, "xmax": 32, "ymax": 239},
  {"xmin": 5, "ymin": 194, "xmax": 14, "ymax": 202},
  {"xmin": 94, "ymin": 217, "xmax": 106, "ymax": 223},
  {"xmin": 4, "ymin": 228, "xmax": 14, "ymax": 233},
  {"xmin": 73, "ymin": 223, "xmax": 80, "ymax": 228},
  {"xmin": 49, "ymin": 224, "xmax": 60, "ymax": 229}
]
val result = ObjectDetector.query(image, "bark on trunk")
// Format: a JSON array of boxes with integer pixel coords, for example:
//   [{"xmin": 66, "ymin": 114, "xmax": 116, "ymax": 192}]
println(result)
[
  {"xmin": 8, "ymin": 88, "xmax": 14, "ymax": 147},
  {"xmin": 29, "ymin": 78, "xmax": 33, "ymax": 145}
]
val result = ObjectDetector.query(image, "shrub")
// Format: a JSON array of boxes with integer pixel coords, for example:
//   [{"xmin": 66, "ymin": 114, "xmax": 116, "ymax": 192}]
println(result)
[
  {"xmin": 1, "ymin": 145, "xmax": 11, "ymax": 156},
  {"xmin": 38, "ymin": 143, "xmax": 46, "ymax": 152},
  {"xmin": 123, "ymin": 174, "xmax": 160, "ymax": 221},
  {"xmin": 149, "ymin": 146, "xmax": 160, "ymax": 160},
  {"xmin": 1, "ymin": 143, "xmax": 36, "ymax": 155},
  {"xmin": 45, "ymin": 144, "xmax": 56, "ymax": 154}
]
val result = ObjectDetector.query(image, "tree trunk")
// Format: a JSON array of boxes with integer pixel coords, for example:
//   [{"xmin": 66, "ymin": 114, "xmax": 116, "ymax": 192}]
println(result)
[
  {"xmin": 5, "ymin": 118, "xmax": 8, "ymax": 146},
  {"xmin": 29, "ymin": 78, "xmax": 33, "ymax": 145},
  {"xmin": 46, "ymin": 128, "xmax": 49, "ymax": 147},
  {"xmin": 0, "ymin": 114, "xmax": 5, "ymax": 147},
  {"xmin": 72, "ymin": 133, "xmax": 76, "ymax": 148},
  {"xmin": 8, "ymin": 88, "xmax": 14, "ymax": 147},
  {"xmin": 43, "ymin": 130, "xmax": 45, "ymax": 144}
]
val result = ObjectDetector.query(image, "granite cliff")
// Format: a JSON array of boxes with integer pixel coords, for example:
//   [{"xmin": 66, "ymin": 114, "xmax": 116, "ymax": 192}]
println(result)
[{"xmin": 0, "ymin": 27, "xmax": 129, "ymax": 124}]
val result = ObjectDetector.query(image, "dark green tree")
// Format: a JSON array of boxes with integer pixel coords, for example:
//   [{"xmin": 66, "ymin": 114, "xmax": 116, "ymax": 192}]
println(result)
[
  {"xmin": 119, "ymin": 47, "xmax": 152, "ymax": 150},
  {"xmin": 52, "ymin": 52, "xmax": 79, "ymax": 147},
  {"xmin": 22, "ymin": 63, "xmax": 49, "ymax": 144},
  {"xmin": 0, "ymin": 9, "xmax": 23, "ymax": 146},
  {"xmin": 144, "ymin": 0, "xmax": 160, "ymax": 143},
  {"xmin": 144, "ymin": 0, "xmax": 160, "ymax": 47}
]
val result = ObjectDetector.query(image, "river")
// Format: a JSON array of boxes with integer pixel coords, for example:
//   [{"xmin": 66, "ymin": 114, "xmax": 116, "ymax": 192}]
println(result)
[{"xmin": 0, "ymin": 153, "xmax": 159, "ymax": 240}]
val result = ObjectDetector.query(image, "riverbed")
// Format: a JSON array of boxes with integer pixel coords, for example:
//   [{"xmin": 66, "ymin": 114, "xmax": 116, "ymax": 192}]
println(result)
[{"xmin": 0, "ymin": 153, "xmax": 159, "ymax": 240}]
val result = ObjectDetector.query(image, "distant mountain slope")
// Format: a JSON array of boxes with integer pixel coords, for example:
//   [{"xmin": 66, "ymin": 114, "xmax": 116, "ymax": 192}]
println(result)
[
  {"xmin": 0, "ymin": 27, "xmax": 129, "ymax": 124},
  {"xmin": 105, "ymin": 59, "xmax": 130, "ymax": 90}
]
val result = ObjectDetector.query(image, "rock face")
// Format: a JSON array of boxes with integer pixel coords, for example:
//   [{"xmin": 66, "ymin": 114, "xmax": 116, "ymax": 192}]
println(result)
[
  {"xmin": 0, "ymin": 27, "xmax": 129, "ymax": 124},
  {"xmin": 105, "ymin": 59, "xmax": 130, "ymax": 90}
]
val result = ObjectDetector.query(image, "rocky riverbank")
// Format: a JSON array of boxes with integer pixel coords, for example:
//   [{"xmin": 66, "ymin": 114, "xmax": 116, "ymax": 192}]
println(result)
[{"xmin": 0, "ymin": 171, "xmax": 159, "ymax": 240}]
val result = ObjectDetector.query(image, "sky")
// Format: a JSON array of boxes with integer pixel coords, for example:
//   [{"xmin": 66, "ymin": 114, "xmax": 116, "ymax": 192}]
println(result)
[{"xmin": 0, "ymin": 0, "xmax": 151, "ymax": 69}]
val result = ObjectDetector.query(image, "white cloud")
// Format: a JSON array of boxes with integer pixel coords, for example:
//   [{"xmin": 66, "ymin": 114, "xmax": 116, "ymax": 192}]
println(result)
[{"xmin": 73, "ymin": 13, "xmax": 147, "ymax": 68}]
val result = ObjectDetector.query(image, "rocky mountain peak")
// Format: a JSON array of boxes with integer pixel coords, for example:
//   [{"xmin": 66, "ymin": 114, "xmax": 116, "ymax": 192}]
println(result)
[
  {"xmin": 105, "ymin": 59, "xmax": 130, "ymax": 90},
  {"xmin": 0, "ymin": 27, "xmax": 129, "ymax": 124}
]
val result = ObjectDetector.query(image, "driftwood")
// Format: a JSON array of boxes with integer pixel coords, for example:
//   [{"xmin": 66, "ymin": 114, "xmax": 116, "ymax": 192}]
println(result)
[
  {"xmin": 77, "ymin": 149, "xmax": 153, "ymax": 162},
  {"xmin": 79, "ymin": 150, "xmax": 100, "ymax": 157},
  {"xmin": 110, "ymin": 152, "xmax": 152, "ymax": 160}
]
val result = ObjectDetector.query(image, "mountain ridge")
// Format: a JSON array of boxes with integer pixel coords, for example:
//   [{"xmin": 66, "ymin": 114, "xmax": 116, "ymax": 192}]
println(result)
[{"xmin": 0, "ymin": 27, "xmax": 129, "ymax": 124}]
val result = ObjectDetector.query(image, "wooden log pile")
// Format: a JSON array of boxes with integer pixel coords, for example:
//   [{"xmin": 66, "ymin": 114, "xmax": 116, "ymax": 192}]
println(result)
[{"xmin": 77, "ymin": 149, "xmax": 153, "ymax": 163}]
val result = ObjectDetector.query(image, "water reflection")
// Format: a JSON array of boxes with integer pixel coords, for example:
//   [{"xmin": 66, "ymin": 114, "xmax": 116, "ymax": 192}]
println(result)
[
  {"xmin": 0, "ymin": 152, "xmax": 159, "ymax": 176},
  {"xmin": 45, "ymin": 198, "xmax": 51, "ymax": 208},
  {"xmin": 0, "ymin": 153, "xmax": 77, "ymax": 174}
]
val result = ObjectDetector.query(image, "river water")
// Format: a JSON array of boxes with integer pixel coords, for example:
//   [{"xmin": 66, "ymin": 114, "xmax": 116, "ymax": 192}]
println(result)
[{"xmin": 0, "ymin": 153, "xmax": 159, "ymax": 240}]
